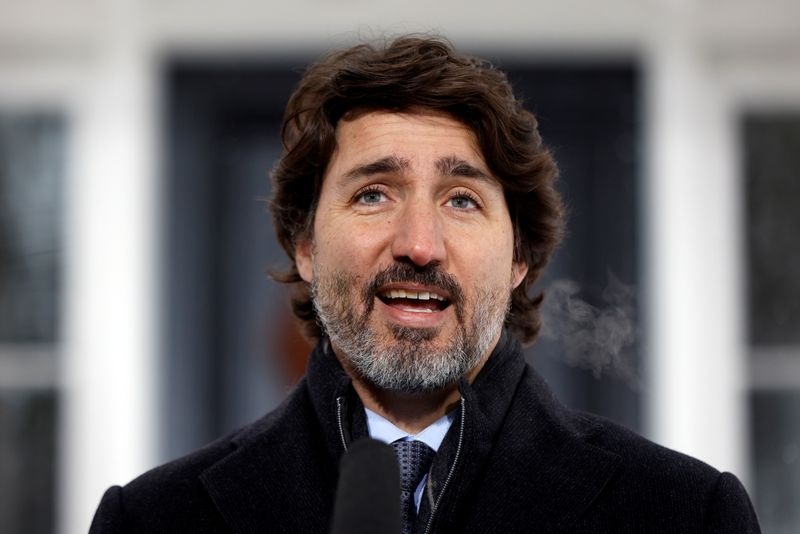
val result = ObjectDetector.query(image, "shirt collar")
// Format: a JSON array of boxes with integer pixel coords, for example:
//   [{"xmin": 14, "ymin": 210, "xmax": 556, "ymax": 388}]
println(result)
[{"xmin": 364, "ymin": 407, "xmax": 454, "ymax": 452}]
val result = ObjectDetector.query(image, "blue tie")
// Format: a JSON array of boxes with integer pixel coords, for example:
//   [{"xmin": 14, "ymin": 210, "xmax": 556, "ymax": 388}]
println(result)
[{"xmin": 391, "ymin": 440, "xmax": 436, "ymax": 534}]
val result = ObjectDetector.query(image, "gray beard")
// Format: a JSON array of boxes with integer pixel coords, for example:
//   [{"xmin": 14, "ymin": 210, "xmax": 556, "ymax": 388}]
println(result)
[{"xmin": 310, "ymin": 265, "xmax": 510, "ymax": 394}]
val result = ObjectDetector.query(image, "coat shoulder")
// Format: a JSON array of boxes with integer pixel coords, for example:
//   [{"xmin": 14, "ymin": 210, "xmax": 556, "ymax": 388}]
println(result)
[
  {"xmin": 504, "ymin": 367, "xmax": 760, "ymax": 532},
  {"xmin": 517, "ymin": 366, "xmax": 723, "ymax": 484},
  {"xmin": 572, "ymin": 410, "xmax": 759, "ymax": 532},
  {"xmin": 90, "ymin": 383, "xmax": 311, "ymax": 533},
  {"xmin": 576, "ymin": 408, "xmax": 719, "ymax": 480}
]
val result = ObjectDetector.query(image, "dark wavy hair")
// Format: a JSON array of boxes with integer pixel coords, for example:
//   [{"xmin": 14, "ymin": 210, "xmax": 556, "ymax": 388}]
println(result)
[{"xmin": 270, "ymin": 35, "xmax": 564, "ymax": 345}]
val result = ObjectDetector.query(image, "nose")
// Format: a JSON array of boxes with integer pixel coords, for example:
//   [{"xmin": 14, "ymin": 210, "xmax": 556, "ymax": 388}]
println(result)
[{"xmin": 391, "ymin": 201, "xmax": 447, "ymax": 267}]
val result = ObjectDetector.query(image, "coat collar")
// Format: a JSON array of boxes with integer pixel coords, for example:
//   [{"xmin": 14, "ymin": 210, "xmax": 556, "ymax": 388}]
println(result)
[{"xmin": 198, "ymin": 339, "xmax": 361, "ymax": 534}]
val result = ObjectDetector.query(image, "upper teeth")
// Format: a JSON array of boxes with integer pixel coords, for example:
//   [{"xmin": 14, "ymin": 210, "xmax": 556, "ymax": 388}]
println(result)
[{"xmin": 384, "ymin": 289, "xmax": 445, "ymax": 301}]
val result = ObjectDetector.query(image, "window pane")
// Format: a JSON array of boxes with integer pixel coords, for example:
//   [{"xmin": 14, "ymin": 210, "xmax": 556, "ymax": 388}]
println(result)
[
  {"xmin": 0, "ymin": 390, "xmax": 56, "ymax": 534},
  {"xmin": 745, "ymin": 115, "xmax": 800, "ymax": 346},
  {"xmin": 751, "ymin": 390, "xmax": 800, "ymax": 533},
  {"xmin": 745, "ymin": 114, "xmax": 800, "ymax": 534},
  {"xmin": 0, "ymin": 115, "xmax": 64, "ymax": 342}
]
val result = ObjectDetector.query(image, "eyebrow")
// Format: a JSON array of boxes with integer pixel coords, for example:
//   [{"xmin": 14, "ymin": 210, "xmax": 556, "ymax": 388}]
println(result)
[
  {"xmin": 343, "ymin": 155, "xmax": 411, "ymax": 179},
  {"xmin": 435, "ymin": 156, "xmax": 491, "ymax": 181},
  {"xmin": 341, "ymin": 154, "xmax": 492, "ymax": 183}
]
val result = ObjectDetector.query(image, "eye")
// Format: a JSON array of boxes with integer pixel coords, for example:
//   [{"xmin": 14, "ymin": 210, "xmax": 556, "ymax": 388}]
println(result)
[
  {"xmin": 446, "ymin": 190, "xmax": 481, "ymax": 210},
  {"xmin": 354, "ymin": 187, "xmax": 387, "ymax": 205}
]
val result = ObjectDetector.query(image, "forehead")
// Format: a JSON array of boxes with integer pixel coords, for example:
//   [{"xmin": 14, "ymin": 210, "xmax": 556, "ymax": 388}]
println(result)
[{"xmin": 328, "ymin": 110, "xmax": 489, "ymax": 173}]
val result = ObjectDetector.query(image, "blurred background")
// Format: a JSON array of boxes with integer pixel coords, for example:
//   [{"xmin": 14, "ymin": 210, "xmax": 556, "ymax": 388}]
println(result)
[{"xmin": 1, "ymin": 1, "xmax": 798, "ymax": 532}]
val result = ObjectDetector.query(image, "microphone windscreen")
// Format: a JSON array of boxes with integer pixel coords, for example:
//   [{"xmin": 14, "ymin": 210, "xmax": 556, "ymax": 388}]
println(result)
[{"xmin": 330, "ymin": 438, "xmax": 402, "ymax": 534}]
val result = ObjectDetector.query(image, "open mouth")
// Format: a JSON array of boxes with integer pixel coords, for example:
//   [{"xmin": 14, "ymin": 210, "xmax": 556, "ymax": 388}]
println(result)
[{"xmin": 376, "ymin": 288, "xmax": 451, "ymax": 313}]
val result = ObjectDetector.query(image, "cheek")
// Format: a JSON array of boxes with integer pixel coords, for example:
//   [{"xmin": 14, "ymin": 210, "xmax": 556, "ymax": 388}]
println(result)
[
  {"xmin": 331, "ymin": 218, "xmax": 390, "ymax": 253},
  {"xmin": 462, "ymin": 250, "xmax": 513, "ymax": 287},
  {"xmin": 475, "ymin": 241, "xmax": 518, "ymax": 288},
  {"xmin": 316, "ymin": 228, "xmax": 376, "ymax": 272},
  {"xmin": 483, "ymin": 221, "xmax": 515, "ymax": 259}
]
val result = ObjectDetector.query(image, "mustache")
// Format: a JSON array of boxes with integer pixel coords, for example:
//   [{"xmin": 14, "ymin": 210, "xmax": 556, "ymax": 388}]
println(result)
[{"xmin": 363, "ymin": 262, "xmax": 465, "ymax": 316}]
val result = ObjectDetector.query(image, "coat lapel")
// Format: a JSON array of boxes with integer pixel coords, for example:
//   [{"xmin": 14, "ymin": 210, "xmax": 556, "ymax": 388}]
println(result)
[
  {"xmin": 460, "ymin": 367, "xmax": 621, "ymax": 533},
  {"xmin": 199, "ymin": 383, "xmax": 338, "ymax": 534},
  {"xmin": 198, "ymin": 341, "xmax": 358, "ymax": 534}
]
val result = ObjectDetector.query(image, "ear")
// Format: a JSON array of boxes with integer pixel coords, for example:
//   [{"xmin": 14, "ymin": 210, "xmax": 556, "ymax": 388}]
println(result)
[
  {"xmin": 511, "ymin": 261, "xmax": 528, "ymax": 289},
  {"xmin": 295, "ymin": 238, "xmax": 314, "ymax": 283}
]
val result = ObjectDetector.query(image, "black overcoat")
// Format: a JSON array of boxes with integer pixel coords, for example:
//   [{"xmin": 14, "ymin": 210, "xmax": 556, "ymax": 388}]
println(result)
[{"xmin": 90, "ymin": 334, "xmax": 761, "ymax": 533}]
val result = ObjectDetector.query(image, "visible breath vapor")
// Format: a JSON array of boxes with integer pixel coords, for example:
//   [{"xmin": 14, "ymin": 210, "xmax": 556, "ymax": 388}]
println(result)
[{"xmin": 540, "ymin": 272, "xmax": 640, "ymax": 387}]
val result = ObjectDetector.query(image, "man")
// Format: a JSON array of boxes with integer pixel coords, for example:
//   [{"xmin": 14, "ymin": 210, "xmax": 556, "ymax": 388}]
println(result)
[{"xmin": 91, "ymin": 36, "xmax": 761, "ymax": 533}]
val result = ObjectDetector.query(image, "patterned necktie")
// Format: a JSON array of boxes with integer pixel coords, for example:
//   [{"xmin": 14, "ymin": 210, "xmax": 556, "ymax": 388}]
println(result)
[{"xmin": 391, "ymin": 440, "xmax": 436, "ymax": 534}]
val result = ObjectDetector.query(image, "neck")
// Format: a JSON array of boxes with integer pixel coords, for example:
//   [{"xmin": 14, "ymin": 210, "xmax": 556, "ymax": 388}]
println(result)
[
  {"xmin": 335, "ymin": 348, "xmax": 493, "ymax": 435},
  {"xmin": 353, "ymin": 381, "xmax": 461, "ymax": 435}
]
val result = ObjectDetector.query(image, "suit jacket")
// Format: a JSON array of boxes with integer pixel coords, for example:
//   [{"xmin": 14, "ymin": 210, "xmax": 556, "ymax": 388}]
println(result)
[{"xmin": 90, "ymin": 334, "xmax": 761, "ymax": 533}]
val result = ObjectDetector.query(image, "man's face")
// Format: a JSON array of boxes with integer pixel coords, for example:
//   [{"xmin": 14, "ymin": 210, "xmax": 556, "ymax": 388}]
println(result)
[{"xmin": 295, "ymin": 111, "xmax": 527, "ymax": 393}]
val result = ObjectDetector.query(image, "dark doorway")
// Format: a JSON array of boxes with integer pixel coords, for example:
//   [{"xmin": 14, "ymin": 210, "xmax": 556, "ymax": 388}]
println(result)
[{"xmin": 163, "ymin": 57, "xmax": 641, "ymax": 460}]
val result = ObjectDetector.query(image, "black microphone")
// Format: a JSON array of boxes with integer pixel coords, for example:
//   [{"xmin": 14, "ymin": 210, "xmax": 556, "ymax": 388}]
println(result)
[{"xmin": 330, "ymin": 438, "xmax": 402, "ymax": 534}]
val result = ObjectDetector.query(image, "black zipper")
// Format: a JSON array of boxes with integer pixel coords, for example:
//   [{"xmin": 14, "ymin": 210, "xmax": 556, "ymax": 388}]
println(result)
[{"xmin": 424, "ymin": 397, "xmax": 466, "ymax": 534}]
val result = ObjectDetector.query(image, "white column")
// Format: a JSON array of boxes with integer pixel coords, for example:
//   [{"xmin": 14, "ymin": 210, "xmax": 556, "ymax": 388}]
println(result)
[
  {"xmin": 60, "ymin": 2, "xmax": 160, "ymax": 533},
  {"xmin": 643, "ymin": 21, "xmax": 747, "ymax": 476}
]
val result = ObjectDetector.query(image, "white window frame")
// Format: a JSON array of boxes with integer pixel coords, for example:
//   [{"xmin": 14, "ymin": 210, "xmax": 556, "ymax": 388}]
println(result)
[{"xmin": 0, "ymin": 48, "xmax": 161, "ymax": 534}]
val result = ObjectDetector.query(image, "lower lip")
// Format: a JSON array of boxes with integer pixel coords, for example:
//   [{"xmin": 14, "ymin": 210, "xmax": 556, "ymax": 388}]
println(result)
[{"xmin": 374, "ymin": 298, "xmax": 450, "ymax": 329}]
